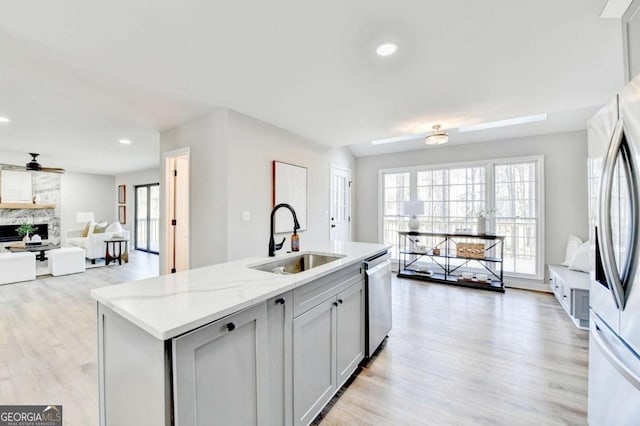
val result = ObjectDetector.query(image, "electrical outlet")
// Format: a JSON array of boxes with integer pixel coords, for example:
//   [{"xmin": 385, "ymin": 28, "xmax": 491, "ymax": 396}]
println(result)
[{"xmin": 241, "ymin": 211, "xmax": 251, "ymax": 221}]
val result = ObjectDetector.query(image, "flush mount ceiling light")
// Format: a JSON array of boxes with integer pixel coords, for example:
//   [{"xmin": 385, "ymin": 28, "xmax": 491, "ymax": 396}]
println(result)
[
  {"xmin": 376, "ymin": 43, "xmax": 397, "ymax": 57},
  {"xmin": 424, "ymin": 125, "xmax": 448, "ymax": 145},
  {"xmin": 119, "ymin": 139, "xmax": 131, "ymax": 145},
  {"xmin": 458, "ymin": 113, "xmax": 548, "ymax": 133},
  {"xmin": 0, "ymin": 116, "xmax": 10, "ymax": 123}
]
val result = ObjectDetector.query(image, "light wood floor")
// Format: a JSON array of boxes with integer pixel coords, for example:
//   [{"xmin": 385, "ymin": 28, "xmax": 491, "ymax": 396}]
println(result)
[
  {"xmin": 318, "ymin": 277, "xmax": 589, "ymax": 426},
  {"xmin": 0, "ymin": 252, "xmax": 159, "ymax": 425},
  {"xmin": 0, "ymin": 260, "xmax": 588, "ymax": 425}
]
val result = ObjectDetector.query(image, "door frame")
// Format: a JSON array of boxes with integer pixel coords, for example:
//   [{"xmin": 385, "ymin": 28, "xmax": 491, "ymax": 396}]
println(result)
[
  {"xmin": 134, "ymin": 183, "xmax": 160, "ymax": 254},
  {"xmin": 162, "ymin": 146, "xmax": 191, "ymax": 274},
  {"xmin": 329, "ymin": 165, "xmax": 352, "ymax": 242}
]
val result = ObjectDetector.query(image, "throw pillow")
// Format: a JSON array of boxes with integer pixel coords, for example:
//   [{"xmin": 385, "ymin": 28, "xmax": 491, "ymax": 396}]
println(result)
[
  {"xmin": 568, "ymin": 241, "xmax": 591, "ymax": 273},
  {"xmin": 82, "ymin": 221, "xmax": 92, "ymax": 238},
  {"xmin": 94, "ymin": 222, "xmax": 108, "ymax": 234},
  {"xmin": 562, "ymin": 234, "xmax": 583, "ymax": 266},
  {"xmin": 106, "ymin": 222, "xmax": 124, "ymax": 234}
]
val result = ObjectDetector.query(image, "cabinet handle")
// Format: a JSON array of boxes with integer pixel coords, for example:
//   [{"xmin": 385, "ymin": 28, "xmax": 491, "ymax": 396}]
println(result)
[
  {"xmin": 275, "ymin": 298, "xmax": 285, "ymax": 305},
  {"xmin": 227, "ymin": 322, "xmax": 236, "ymax": 332},
  {"xmin": 332, "ymin": 301, "xmax": 339, "ymax": 307},
  {"xmin": 338, "ymin": 299, "xmax": 344, "ymax": 304}
]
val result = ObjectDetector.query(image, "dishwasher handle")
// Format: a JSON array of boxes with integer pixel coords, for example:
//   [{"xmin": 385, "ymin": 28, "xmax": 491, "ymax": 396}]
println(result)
[
  {"xmin": 364, "ymin": 251, "xmax": 390, "ymax": 270},
  {"xmin": 366, "ymin": 259, "xmax": 391, "ymax": 278}
]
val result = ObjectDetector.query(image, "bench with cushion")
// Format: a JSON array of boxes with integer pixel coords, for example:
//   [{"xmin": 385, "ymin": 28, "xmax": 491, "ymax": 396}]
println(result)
[{"xmin": 548, "ymin": 264, "xmax": 590, "ymax": 329}]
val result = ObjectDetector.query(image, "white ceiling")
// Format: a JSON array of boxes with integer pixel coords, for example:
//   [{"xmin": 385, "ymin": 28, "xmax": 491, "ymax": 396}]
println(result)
[{"xmin": 0, "ymin": 0, "xmax": 626, "ymax": 173}]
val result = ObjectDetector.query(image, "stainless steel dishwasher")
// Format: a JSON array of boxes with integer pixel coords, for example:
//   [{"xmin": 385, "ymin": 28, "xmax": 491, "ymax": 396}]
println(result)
[{"xmin": 364, "ymin": 250, "xmax": 392, "ymax": 357}]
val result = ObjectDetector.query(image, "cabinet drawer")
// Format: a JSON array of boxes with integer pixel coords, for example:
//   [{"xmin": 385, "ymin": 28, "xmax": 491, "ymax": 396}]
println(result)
[{"xmin": 293, "ymin": 263, "xmax": 361, "ymax": 317}]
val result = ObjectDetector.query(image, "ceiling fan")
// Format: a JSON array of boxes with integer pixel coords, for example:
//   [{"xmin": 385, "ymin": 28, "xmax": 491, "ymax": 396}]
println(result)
[
  {"xmin": 1, "ymin": 153, "xmax": 65, "ymax": 174},
  {"xmin": 23, "ymin": 153, "xmax": 65, "ymax": 174}
]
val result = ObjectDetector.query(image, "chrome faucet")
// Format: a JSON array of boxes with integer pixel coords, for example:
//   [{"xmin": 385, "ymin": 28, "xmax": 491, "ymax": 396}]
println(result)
[{"xmin": 269, "ymin": 203, "xmax": 301, "ymax": 256}]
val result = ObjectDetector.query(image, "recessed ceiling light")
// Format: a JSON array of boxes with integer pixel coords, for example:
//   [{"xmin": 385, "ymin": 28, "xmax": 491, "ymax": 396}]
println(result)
[
  {"xmin": 376, "ymin": 43, "xmax": 397, "ymax": 57},
  {"xmin": 119, "ymin": 139, "xmax": 131, "ymax": 145},
  {"xmin": 0, "ymin": 116, "xmax": 10, "ymax": 123},
  {"xmin": 458, "ymin": 113, "xmax": 548, "ymax": 133}
]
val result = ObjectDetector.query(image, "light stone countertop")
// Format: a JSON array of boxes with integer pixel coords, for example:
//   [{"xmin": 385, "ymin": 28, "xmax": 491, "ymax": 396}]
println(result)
[{"xmin": 91, "ymin": 241, "xmax": 389, "ymax": 340}]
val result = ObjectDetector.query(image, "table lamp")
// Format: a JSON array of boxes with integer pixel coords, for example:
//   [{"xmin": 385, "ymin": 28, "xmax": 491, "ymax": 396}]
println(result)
[{"xmin": 402, "ymin": 201, "xmax": 424, "ymax": 231}]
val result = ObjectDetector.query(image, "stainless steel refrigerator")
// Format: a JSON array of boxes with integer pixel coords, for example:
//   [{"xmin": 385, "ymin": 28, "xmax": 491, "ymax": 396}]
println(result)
[{"xmin": 588, "ymin": 77, "xmax": 640, "ymax": 424}]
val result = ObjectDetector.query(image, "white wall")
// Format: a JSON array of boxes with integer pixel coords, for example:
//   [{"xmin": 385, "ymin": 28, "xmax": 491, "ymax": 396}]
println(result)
[
  {"xmin": 115, "ymin": 167, "xmax": 160, "ymax": 233},
  {"xmin": 226, "ymin": 109, "xmax": 356, "ymax": 260},
  {"xmin": 159, "ymin": 108, "xmax": 356, "ymax": 272},
  {"xmin": 159, "ymin": 109, "xmax": 229, "ymax": 272},
  {"xmin": 61, "ymin": 172, "xmax": 116, "ymax": 238},
  {"xmin": 356, "ymin": 130, "xmax": 589, "ymax": 285}
]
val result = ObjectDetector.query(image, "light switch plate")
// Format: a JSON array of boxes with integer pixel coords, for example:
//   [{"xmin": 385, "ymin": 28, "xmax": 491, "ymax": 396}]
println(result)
[{"xmin": 241, "ymin": 211, "xmax": 251, "ymax": 221}]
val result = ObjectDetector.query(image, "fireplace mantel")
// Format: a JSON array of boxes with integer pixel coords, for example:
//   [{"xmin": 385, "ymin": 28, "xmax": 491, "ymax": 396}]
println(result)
[{"xmin": 0, "ymin": 203, "xmax": 56, "ymax": 209}]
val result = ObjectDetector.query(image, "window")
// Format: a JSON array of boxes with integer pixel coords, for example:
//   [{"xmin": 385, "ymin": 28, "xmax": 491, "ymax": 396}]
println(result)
[
  {"xmin": 382, "ymin": 172, "xmax": 410, "ymax": 259},
  {"xmin": 494, "ymin": 162, "xmax": 537, "ymax": 275},
  {"xmin": 380, "ymin": 157, "xmax": 544, "ymax": 278},
  {"xmin": 416, "ymin": 167, "xmax": 486, "ymax": 233}
]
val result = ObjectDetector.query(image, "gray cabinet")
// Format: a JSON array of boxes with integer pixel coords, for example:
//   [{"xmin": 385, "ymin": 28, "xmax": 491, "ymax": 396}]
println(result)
[
  {"xmin": 172, "ymin": 302, "xmax": 269, "ymax": 426},
  {"xmin": 293, "ymin": 297, "xmax": 337, "ymax": 426},
  {"xmin": 292, "ymin": 279, "xmax": 364, "ymax": 426},
  {"xmin": 336, "ymin": 282, "xmax": 364, "ymax": 387},
  {"xmin": 267, "ymin": 292, "xmax": 293, "ymax": 426}
]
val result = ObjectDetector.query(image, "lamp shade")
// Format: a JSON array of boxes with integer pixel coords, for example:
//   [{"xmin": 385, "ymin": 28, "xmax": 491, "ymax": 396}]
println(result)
[
  {"xmin": 76, "ymin": 211, "xmax": 95, "ymax": 223},
  {"xmin": 401, "ymin": 201, "xmax": 424, "ymax": 216}
]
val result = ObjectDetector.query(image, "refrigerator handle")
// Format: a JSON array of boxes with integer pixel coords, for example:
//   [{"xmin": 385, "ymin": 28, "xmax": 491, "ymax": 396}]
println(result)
[
  {"xmin": 619, "ymin": 137, "xmax": 640, "ymax": 305},
  {"xmin": 598, "ymin": 119, "xmax": 626, "ymax": 309},
  {"xmin": 592, "ymin": 315, "xmax": 640, "ymax": 391}
]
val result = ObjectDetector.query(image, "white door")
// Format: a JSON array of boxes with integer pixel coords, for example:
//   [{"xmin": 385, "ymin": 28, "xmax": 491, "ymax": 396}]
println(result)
[
  {"xmin": 165, "ymin": 151, "xmax": 190, "ymax": 274},
  {"xmin": 330, "ymin": 166, "xmax": 351, "ymax": 242}
]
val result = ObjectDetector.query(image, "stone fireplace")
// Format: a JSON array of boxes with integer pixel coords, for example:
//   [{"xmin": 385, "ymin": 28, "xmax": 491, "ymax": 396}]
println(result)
[{"xmin": 0, "ymin": 167, "xmax": 61, "ymax": 251}]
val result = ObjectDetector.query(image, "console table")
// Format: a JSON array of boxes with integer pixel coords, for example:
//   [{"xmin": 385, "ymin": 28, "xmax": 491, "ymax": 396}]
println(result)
[{"xmin": 397, "ymin": 231, "xmax": 505, "ymax": 292}]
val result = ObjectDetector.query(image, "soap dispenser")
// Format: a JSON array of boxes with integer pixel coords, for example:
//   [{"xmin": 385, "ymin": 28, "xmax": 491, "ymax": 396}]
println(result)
[{"xmin": 291, "ymin": 229, "xmax": 300, "ymax": 252}]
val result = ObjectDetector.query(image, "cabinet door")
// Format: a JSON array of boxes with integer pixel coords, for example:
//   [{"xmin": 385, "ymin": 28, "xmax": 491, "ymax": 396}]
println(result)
[
  {"xmin": 336, "ymin": 281, "xmax": 364, "ymax": 387},
  {"xmin": 267, "ymin": 292, "xmax": 293, "ymax": 426},
  {"xmin": 173, "ymin": 303, "xmax": 268, "ymax": 426},
  {"xmin": 293, "ymin": 297, "xmax": 336, "ymax": 426}
]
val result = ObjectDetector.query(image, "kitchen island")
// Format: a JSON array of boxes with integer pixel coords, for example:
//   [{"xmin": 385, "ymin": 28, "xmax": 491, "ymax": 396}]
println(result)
[{"xmin": 91, "ymin": 241, "xmax": 389, "ymax": 426}]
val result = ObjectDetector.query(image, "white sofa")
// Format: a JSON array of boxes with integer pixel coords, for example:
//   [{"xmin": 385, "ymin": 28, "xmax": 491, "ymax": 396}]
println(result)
[
  {"xmin": 66, "ymin": 225, "xmax": 130, "ymax": 263},
  {"xmin": 0, "ymin": 252, "xmax": 36, "ymax": 285}
]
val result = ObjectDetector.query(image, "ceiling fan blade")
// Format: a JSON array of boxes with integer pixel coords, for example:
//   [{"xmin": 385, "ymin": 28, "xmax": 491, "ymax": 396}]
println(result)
[{"xmin": 40, "ymin": 167, "xmax": 65, "ymax": 174}]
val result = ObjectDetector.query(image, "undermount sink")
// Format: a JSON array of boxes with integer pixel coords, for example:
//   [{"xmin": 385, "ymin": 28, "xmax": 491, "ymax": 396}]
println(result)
[{"xmin": 250, "ymin": 253, "xmax": 345, "ymax": 275}]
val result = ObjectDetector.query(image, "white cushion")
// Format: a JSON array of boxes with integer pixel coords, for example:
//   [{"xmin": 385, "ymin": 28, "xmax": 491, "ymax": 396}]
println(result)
[
  {"xmin": 0, "ymin": 252, "xmax": 36, "ymax": 285},
  {"xmin": 66, "ymin": 237, "xmax": 89, "ymax": 249},
  {"xmin": 92, "ymin": 221, "xmax": 108, "ymax": 234},
  {"xmin": 87, "ymin": 221, "xmax": 97, "ymax": 235},
  {"xmin": 562, "ymin": 235, "xmax": 583, "ymax": 267},
  {"xmin": 106, "ymin": 222, "xmax": 124, "ymax": 234},
  {"xmin": 49, "ymin": 247, "xmax": 85, "ymax": 276},
  {"xmin": 568, "ymin": 241, "xmax": 591, "ymax": 273}
]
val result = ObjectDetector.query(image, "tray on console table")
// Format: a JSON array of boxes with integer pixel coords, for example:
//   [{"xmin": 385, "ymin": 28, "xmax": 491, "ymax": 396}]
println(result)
[{"xmin": 397, "ymin": 231, "xmax": 505, "ymax": 293}]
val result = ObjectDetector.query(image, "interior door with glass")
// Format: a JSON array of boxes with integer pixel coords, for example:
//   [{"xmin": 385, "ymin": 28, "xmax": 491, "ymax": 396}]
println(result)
[
  {"xmin": 135, "ymin": 183, "xmax": 160, "ymax": 254},
  {"xmin": 330, "ymin": 166, "xmax": 351, "ymax": 242}
]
